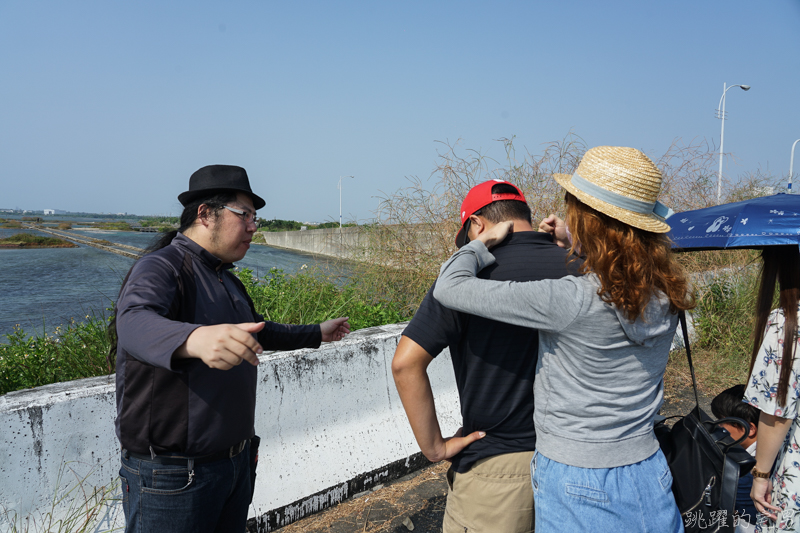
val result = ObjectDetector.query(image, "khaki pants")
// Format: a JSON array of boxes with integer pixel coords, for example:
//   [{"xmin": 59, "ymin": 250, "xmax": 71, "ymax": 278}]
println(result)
[{"xmin": 443, "ymin": 451, "xmax": 535, "ymax": 533}]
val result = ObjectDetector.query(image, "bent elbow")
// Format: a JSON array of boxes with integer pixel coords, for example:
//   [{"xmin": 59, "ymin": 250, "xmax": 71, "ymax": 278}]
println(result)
[{"xmin": 431, "ymin": 282, "xmax": 452, "ymax": 307}]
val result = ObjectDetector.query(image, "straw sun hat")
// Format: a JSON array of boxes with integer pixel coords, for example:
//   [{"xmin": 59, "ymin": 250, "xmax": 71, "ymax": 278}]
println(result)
[{"xmin": 553, "ymin": 146, "xmax": 673, "ymax": 233}]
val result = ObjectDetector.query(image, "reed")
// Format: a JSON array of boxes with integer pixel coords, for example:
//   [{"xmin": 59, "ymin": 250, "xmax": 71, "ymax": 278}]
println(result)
[{"xmin": 1, "ymin": 460, "xmax": 120, "ymax": 533}]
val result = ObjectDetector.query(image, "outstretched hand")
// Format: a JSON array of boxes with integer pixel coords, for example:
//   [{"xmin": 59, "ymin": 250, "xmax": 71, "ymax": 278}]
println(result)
[
  {"xmin": 538, "ymin": 214, "xmax": 570, "ymax": 249},
  {"xmin": 179, "ymin": 322, "xmax": 266, "ymax": 370},
  {"xmin": 321, "ymin": 317, "xmax": 350, "ymax": 342},
  {"xmin": 476, "ymin": 221, "xmax": 513, "ymax": 250}
]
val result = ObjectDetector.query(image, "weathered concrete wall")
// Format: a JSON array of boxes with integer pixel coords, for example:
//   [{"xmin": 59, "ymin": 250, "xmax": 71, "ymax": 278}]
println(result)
[
  {"xmin": 0, "ymin": 323, "xmax": 460, "ymax": 531},
  {"xmin": 258, "ymin": 227, "xmax": 366, "ymax": 260}
]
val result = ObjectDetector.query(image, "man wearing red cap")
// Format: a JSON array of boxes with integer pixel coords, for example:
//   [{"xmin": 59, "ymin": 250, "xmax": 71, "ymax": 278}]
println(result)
[{"xmin": 392, "ymin": 180, "xmax": 579, "ymax": 533}]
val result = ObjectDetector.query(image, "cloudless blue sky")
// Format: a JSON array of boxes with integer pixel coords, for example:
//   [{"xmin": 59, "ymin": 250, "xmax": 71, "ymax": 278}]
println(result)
[{"xmin": 1, "ymin": 1, "xmax": 798, "ymax": 221}]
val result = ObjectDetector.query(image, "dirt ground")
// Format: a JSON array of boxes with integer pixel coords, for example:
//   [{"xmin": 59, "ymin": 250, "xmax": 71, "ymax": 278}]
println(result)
[{"xmin": 274, "ymin": 387, "xmax": 713, "ymax": 533}]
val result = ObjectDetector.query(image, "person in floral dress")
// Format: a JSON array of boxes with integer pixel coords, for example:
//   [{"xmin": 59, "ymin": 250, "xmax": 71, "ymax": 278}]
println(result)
[{"xmin": 744, "ymin": 246, "xmax": 800, "ymax": 532}]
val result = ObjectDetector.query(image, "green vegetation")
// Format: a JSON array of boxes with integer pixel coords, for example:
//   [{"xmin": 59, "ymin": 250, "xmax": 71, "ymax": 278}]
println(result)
[
  {"xmin": 0, "ymin": 315, "xmax": 112, "ymax": 395},
  {"xmin": 57, "ymin": 222, "xmax": 72, "ymax": 230},
  {"xmin": 314, "ymin": 221, "xmax": 357, "ymax": 229},
  {"xmin": 258, "ymin": 218, "xmax": 303, "ymax": 231},
  {"xmin": 692, "ymin": 258, "xmax": 761, "ymax": 359},
  {"xmin": 0, "ymin": 219, "xmax": 22, "ymax": 228},
  {"xmin": 235, "ymin": 267, "xmax": 408, "ymax": 332},
  {"xmin": 1, "ymin": 459, "xmax": 119, "ymax": 533},
  {"xmin": 139, "ymin": 216, "xmax": 178, "ymax": 232},
  {"xmin": 0, "ymin": 233, "xmax": 76, "ymax": 248},
  {"xmin": 94, "ymin": 221, "xmax": 132, "ymax": 231},
  {"xmin": 665, "ymin": 251, "xmax": 764, "ymax": 398},
  {"xmin": 140, "ymin": 216, "xmax": 178, "ymax": 227},
  {"xmin": 256, "ymin": 219, "xmax": 358, "ymax": 231},
  {"xmin": 0, "ymin": 267, "xmax": 408, "ymax": 395}
]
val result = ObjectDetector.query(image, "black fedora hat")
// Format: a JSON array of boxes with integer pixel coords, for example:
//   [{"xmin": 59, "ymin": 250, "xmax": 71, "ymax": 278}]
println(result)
[{"xmin": 178, "ymin": 165, "xmax": 266, "ymax": 210}]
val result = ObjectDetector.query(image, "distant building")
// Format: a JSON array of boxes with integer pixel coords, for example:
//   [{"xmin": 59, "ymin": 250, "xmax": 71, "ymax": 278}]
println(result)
[{"xmin": 44, "ymin": 209, "xmax": 55, "ymax": 215}]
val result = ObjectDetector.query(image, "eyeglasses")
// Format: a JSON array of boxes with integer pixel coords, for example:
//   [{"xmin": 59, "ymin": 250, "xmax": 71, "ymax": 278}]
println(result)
[{"xmin": 223, "ymin": 205, "xmax": 258, "ymax": 225}]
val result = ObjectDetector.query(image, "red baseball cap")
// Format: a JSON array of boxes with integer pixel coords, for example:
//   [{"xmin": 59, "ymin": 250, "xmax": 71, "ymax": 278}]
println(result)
[{"xmin": 455, "ymin": 179, "xmax": 527, "ymax": 248}]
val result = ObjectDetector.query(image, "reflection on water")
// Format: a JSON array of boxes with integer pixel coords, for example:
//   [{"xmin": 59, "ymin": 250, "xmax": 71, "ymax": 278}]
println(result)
[{"xmin": 0, "ymin": 228, "xmax": 340, "ymax": 339}]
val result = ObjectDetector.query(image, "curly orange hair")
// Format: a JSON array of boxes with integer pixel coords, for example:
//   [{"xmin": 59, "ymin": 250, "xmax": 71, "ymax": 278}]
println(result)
[{"xmin": 565, "ymin": 193, "xmax": 695, "ymax": 321}]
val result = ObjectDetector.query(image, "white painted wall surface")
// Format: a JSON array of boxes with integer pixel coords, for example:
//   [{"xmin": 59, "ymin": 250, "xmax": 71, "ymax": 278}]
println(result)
[
  {"xmin": 258, "ymin": 227, "xmax": 366, "ymax": 259},
  {"xmin": 0, "ymin": 323, "xmax": 461, "ymax": 530}
]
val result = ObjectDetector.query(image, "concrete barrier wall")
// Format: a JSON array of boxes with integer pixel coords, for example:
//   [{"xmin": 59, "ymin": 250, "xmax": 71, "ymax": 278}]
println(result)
[
  {"xmin": 0, "ymin": 323, "xmax": 461, "ymax": 531},
  {"xmin": 258, "ymin": 227, "xmax": 366, "ymax": 260}
]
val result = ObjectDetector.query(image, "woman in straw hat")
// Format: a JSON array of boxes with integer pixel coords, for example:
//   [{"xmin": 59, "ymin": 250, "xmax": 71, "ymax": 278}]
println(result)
[{"xmin": 433, "ymin": 146, "xmax": 693, "ymax": 532}]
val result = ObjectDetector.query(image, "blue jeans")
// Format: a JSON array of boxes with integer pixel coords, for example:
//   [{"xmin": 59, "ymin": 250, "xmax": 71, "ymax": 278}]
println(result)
[
  {"xmin": 531, "ymin": 449, "xmax": 684, "ymax": 533},
  {"xmin": 119, "ymin": 443, "xmax": 251, "ymax": 533}
]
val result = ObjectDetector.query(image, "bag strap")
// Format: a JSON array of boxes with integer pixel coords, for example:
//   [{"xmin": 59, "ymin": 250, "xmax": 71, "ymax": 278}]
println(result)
[{"xmin": 678, "ymin": 310, "xmax": 701, "ymax": 417}]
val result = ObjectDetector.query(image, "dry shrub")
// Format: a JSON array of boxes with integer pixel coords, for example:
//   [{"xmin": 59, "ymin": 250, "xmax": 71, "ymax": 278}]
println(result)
[
  {"xmin": 657, "ymin": 137, "xmax": 779, "ymax": 213},
  {"xmin": 352, "ymin": 134, "xmax": 780, "ymax": 316},
  {"xmin": 352, "ymin": 133, "xmax": 585, "ymax": 314}
]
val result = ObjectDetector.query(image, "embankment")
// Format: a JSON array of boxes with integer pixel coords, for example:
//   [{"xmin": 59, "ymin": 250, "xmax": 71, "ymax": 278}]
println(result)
[
  {"xmin": 0, "ymin": 323, "xmax": 460, "ymax": 532},
  {"xmin": 20, "ymin": 223, "xmax": 144, "ymax": 259},
  {"xmin": 258, "ymin": 227, "xmax": 365, "ymax": 260}
]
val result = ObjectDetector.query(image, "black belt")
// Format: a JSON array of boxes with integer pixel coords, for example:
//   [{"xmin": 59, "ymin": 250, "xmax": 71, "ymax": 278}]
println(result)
[{"xmin": 124, "ymin": 439, "xmax": 248, "ymax": 466}]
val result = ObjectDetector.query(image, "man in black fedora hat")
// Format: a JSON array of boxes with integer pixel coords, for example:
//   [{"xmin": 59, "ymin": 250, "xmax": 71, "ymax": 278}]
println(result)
[{"xmin": 112, "ymin": 164, "xmax": 350, "ymax": 533}]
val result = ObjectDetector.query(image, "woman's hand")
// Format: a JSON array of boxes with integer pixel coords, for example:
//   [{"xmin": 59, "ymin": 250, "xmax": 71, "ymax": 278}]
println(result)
[
  {"xmin": 476, "ymin": 221, "xmax": 513, "ymax": 249},
  {"xmin": 751, "ymin": 476, "xmax": 781, "ymax": 520},
  {"xmin": 539, "ymin": 214, "xmax": 570, "ymax": 249}
]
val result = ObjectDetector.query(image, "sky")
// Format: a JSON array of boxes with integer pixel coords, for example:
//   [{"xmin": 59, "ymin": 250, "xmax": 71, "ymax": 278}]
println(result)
[{"xmin": 1, "ymin": 1, "xmax": 798, "ymax": 222}]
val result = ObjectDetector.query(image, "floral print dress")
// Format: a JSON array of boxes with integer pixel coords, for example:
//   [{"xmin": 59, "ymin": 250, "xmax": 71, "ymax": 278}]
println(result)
[{"xmin": 745, "ymin": 306, "xmax": 800, "ymax": 532}]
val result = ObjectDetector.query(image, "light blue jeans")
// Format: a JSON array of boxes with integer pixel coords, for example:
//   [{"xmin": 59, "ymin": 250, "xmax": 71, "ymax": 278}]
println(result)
[{"xmin": 531, "ymin": 449, "xmax": 684, "ymax": 533}]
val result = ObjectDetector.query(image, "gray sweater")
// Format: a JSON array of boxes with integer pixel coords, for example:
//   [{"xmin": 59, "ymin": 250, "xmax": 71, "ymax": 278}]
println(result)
[{"xmin": 433, "ymin": 240, "xmax": 677, "ymax": 468}]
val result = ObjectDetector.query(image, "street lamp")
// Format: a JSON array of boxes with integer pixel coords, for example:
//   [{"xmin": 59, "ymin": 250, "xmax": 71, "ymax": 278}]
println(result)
[
  {"xmin": 790, "ymin": 139, "xmax": 800, "ymax": 194},
  {"xmin": 716, "ymin": 82, "xmax": 750, "ymax": 203},
  {"xmin": 338, "ymin": 175, "xmax": 354, "ymax": 228}
]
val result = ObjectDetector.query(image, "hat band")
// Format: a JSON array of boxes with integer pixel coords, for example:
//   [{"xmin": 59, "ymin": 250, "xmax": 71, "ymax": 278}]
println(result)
[{"xmin": 571, "ymin": 172, "xmax": 673, "ymax": 220}]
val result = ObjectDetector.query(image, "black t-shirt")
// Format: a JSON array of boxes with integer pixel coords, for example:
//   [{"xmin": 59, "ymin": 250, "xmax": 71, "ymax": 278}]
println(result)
[{"xmin": 403, "ymin": 231, "xmax": 580, "ymax": 472}]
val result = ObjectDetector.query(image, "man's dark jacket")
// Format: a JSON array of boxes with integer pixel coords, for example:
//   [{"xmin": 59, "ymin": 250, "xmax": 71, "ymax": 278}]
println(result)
[{"xmin": 115, "ymin": 233, "xmax": 320, "ymax": 456}]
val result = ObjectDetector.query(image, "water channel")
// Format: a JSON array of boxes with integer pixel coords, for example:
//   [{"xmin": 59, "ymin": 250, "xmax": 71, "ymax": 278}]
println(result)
[{"xmin": 0, "ymin": 226, "xmax": 337, "ymax": 339}]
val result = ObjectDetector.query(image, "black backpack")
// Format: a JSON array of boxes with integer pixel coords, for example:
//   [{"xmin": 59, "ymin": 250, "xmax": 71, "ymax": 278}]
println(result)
[{"xmin": 655, "ymin": 311, "xmax": 757, "ymax": 533}]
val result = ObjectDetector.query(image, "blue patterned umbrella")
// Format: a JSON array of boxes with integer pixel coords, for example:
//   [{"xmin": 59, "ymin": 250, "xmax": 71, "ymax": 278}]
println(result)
[{"xmin": 668, "ymin": 193, "xmax": 800, "ymax": 250}]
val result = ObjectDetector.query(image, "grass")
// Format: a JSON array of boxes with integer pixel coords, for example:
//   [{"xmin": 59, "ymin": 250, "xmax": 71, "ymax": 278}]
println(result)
[
  {"xmin": 0, "ymin": 233, "xmax": 76, "ymax": 248},
  {"xmin": 664, "ymin": 250, "xmax": 764, "ymax": 399},
  {"xmin": 0, "ymin": 315, "xmax": 113, "ymax": 395},
  {"xmin": 0, "ymin": 267, "xmax": 409, "ymax": 395},
  {"xmin": 1, "ymin": 460, "xmax": 121, "ymax": 533},
  {"xmin": 139, "ymin": 216, "xmax": 178, "ymax": 228},
  {"xmin": 93, "ymin": 222, "xmax": 132, "ymax": 231},
  {"xmin": 234, "ymin": 267, "xmax": 409, "ymax": 333}
]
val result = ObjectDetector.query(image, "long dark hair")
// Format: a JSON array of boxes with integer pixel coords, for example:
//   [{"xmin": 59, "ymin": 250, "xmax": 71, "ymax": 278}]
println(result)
[
  {"xmin": 749, "ymin": 246, "xmax": 800, "ymax": 406},
  {"xmin": 106, "ymin": 191, "xmax": 237, "ymax": 371}
]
